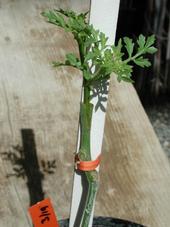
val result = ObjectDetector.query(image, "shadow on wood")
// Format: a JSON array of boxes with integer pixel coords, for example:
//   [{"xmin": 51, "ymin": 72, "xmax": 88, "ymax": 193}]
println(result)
[
  {"xmin": 21, "ymin": 129, "xmax": 44, "ymax": 206},
  {"xmin": 2, "ymin": 129, "xmax": 57, "ymax": 206}
]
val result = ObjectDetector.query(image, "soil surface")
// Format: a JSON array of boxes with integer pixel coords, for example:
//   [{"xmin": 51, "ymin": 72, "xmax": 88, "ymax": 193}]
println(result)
[
  {"xmin": 145, "ymin": 102, "xmax": 170, "ymax": 159},
  {"xmin": 59, "ymin": 217, "xmax": 144, "ymax": 226}
]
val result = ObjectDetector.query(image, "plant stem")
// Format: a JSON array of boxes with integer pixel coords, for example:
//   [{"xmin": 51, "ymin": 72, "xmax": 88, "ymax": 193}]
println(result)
[
  {"xmin": 123, "ymin": 50, "xmax": 145, "ymax": 64},
  {"xmin": 77, "ymin": 36, "xmax": 99, "ymax": 226},
  {"xmin": 78, "ymin": 80, "xmax": 99, "ymax": 227},
  {"xmin": 81, "ymin": 171, "xmax": 99, "ymax": 227}
]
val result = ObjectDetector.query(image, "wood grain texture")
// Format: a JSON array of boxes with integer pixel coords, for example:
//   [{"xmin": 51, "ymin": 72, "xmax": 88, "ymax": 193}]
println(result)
[
  {"xmin": 0, "ymin": 1, "xmax": 89, "ymax": 226},
  {"xmin": 96, "ymin": 78, "xmax": 170, "ymax": 227},
  {"xmin": 0, "ymin": 1, "xmax": 170, "ymax": 227}
]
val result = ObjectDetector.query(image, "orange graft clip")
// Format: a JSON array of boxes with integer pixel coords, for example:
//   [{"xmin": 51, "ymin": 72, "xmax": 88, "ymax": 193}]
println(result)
[{"xmin": 75, "ymin": 154, "xmax": 101, "ymax": 171}]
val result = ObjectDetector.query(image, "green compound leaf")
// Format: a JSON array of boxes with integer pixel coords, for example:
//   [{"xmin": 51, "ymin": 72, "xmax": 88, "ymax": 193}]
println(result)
[
  {"xmin": 133, "ymin": 57, "xmax": 151, "ymax": 68},
  {"xmin": 43, "ymin": 9, "xmax": 157, "ymax": 85},
  {"xmin": 145, "ymin": 35, "xmax": 156, "ymax": 48},
  {"xmin": 52, "ymin": 53, "xmax": 83, "ymax": 70},
  {"xmin": 137, "ymin": 34, "xmax": 157, "ymax": 54},
  {"xmin": 117, "ymin": 38, "xmax": 123, "ymax": 52},
  {"xmin": 52, "ymin": 61, "xmax": 65, "ymax": 67},
  {"xmin": 65, "ymin": 53, "xmax": 82, "ymax": 68},
  {"xmin": 137, "ymin": 34, "xmax": 146, "ymax": 51},
  {"xmin": 54, "ymin": 9, "xmax": 76, "ymax": 18},
  {"xmin": 66, "ymin": 53, "xmax": 78, "ymax": 64},
  {"xmin": 84, "ymin": 36, "xmax": 96, "ymax": 49},
  {"xmin": 121, "ymin": 74, "xmax": 134, "ymax": 83},
  {"xmin": 83, "ymin": 71, "xmax": 91, "ymax": 80},
  {"xmin": 123, "ymin": 37, "xmax": 134, "ymax": 57},
  {"xmin": 117, "ymin": 73, "xmax": 134, "ymax": 83},
  {"xmin": 84, "ymin": 52, "xmax": 97, "ymax": 62},
  {"xmin": 145, "ymin": 46, "xmax": 158, "ymax": 54},
  {"xmin": 99, "ymin": 32, "xmax": 108, "ymax": 49},
  {"xmin": 111, "ymin": 39, "xmax": 124, "ymax": 61},
  {"xmin": 42, "ymin": 10, "xmax": 66, "ymax": 28}
]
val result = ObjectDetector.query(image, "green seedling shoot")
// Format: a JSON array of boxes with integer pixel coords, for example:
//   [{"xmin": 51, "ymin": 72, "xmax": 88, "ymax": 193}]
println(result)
[{"xmin": 42, "ymin": 9, "xmax": 157, "ymax": 227}]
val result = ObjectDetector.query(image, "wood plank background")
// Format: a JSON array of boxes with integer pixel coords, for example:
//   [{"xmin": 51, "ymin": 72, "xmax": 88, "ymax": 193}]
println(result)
[{"xmin": 0, "ymin": 1, "xmax": 170, "ymax": 226}]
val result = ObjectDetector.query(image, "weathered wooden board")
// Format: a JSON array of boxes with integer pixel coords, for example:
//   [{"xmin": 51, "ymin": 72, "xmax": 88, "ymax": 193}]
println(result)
[
  {"xmin": 97, "ymin": 78, "xmax": 170, "ymax": 227},
  {"xmin": 0, "ymin": 1, "xmax": 170, "ymax": 227},
  {"xmin": 0, "ymin": 1, "xmax": 89, "ymax": 226}
]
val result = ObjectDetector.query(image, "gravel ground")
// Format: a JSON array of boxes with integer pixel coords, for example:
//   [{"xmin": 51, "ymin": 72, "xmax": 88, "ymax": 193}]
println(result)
[{"xmin": 145, "ymin": 102, "xmax": 170, "ymax": 159}]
